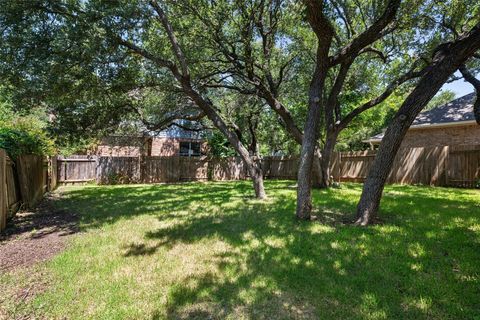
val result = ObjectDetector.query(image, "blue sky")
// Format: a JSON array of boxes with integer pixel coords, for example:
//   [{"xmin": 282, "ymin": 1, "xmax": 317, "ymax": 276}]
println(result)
[{"xmin": 441, "ymin": 71, "xmax": 475, "ymax": 97}]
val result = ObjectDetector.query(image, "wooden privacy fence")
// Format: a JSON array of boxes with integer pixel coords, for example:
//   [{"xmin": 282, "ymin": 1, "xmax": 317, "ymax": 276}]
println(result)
[
  {"xmin": 61, "ymin": 156, "xmax": 288, "ymax": 185},
  {"xmin": 95, "ymin": 156, "xmax": 249, "ymax": 184},
  {"xmin": 58, "ymin": 145, "xmax": 480, "ymax": 188},
  {"xmin": 335, "ymin": 145, "xmax": 480, "ymax": 187},
  {"xmin": 0, "ymin": 150, "xmax": 58, "ymax": 232},
  {"xmin": 6, "ymin": 155, "xmax": 21, "ymax": 217},
  {"xmin": 445, "ymin": 145, "xmax": 480, "ymax": 188},
  {"xmin": 16, "ymin": 155, "xmax": 49, "ymax": 208},
  {"xmin": 57, "ymin": 155, "xmax": 97, "ymax": 184}
]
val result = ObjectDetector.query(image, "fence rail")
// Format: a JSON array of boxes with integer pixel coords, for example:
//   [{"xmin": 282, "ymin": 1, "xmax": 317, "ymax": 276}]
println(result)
[{"xmin": 56, "ymin": 145, "xmax": 480, "ymax": 188}]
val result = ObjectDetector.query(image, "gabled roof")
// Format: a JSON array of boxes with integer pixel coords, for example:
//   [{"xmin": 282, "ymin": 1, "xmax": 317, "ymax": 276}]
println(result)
[
  {"xmin": 156, "ymin": 123, "xmax": 206, "ymax": 140},
  {"xmin": 412, "ymin": 92, "xmax": 476, "ymax": 126},
  {"xmin": 365, "ymin": 92, "xmax": 477, "ymax": 143}
]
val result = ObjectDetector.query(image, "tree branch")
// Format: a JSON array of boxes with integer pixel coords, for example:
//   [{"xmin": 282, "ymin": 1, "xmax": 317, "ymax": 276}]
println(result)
[
  {"xmin": 327, "ymin": 59, "xmax": 354, "ymax": 126},
  {"xmin": 149, "ymin": 0, "xmax": 189, "ymax": 78},
  {"xmin": 459, "ymin": 64, "xmax": 480, "ymax": 124},
  {"xmin": 359, "ymin": 47, "xmax": 388, "ymax": 62},
  {"xmin": 459, "ymin": 65, "xmax": 480, "ymax": 91},
  {"xmin": 116, "ymin": 38, "xmax": 176, "ymax": 71},
  {"xmin": 329, "ymin": 0, "xmax": 401, "ymax": 66},
  {"xmin": 338, "ymin": 62, "xmax": 426, "ymax": 129}
]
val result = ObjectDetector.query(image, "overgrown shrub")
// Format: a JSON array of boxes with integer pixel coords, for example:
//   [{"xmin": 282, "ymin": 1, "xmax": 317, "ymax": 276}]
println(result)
[
  {"xmin": 0, "ymin": 98, "xmax": 55, "ymax": 159},
  {"xmin": 0, "ymin": 127, "xmax": 54, "ymax": 159}
]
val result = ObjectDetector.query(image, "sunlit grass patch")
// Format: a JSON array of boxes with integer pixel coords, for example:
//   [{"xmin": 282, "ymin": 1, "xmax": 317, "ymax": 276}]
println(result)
[{"xmin": 1, "ymin": 180, "xmax": 479, "ymax": 319}]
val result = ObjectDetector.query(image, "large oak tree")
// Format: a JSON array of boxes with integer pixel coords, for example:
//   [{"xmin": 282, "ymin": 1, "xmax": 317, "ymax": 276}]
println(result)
[
  {"xmin": 0, "ymin": 0, "xmax": 268, "ymax": 198},
  {"xmin": 356, "ymin": 21, "xmax": 480, "ymax": 225}
]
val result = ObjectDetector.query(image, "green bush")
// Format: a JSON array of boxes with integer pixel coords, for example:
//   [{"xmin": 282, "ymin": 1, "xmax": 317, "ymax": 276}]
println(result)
[
  {"xmin": 0, "ymin": 127, "xmax": 54, "ymax": 159},
  {"xmin": 0, "ymin": 99, "xmax": 55, "ymax": 159}
]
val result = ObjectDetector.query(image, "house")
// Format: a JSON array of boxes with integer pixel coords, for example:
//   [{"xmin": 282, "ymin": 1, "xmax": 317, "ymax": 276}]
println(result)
[
  {"xmin": 365, "ymin": 93, "xmax": 480, "ymax": 148},
  {"xmin": 97, "ymin": 122, "xmax": 209, "ymax": 157},
  {"xmin": 96, "ymin": 135, "xmax": 151, "ymax": 157},
  {"xmin": 150, "ymin": 125, "xmax": 208, "ymax": 157}
]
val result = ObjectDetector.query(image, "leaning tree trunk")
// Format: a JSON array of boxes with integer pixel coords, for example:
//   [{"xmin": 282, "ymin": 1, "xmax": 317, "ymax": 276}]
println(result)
[
  {"xmin": 249, "ymin": 162, "xmax": 267, "ymax": 199},
  {"xmin": 458, "ymin": 65, "xmax": 480, "ymax": 125},
  {"xmin": 356, "ymin": 22, "xmax": 480, "ymax": 225},
  {"xmin": 183, "ymin": 83, "xmax": 267, "ymax": 199},
  {"xmin": 147, "ymin": 3, "xmax": 267, "ymax": 199}
]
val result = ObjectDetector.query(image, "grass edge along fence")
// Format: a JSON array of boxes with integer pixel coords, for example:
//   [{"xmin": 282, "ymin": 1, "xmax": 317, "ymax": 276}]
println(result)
[
  {"xmin": 58, "ymin": 144, "xmax": 480, "ymax": 188},
  {"xmin": 0, "ymin": 149, "xmax": 58, "ymax": 232}
]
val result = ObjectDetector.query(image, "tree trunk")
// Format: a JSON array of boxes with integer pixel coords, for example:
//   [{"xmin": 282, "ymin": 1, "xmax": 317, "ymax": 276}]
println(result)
[
  {"xmin": 247, "ymin": 118, "xmax": 266, "ymax": 198},
  {"xmin": 296, "ymin": 62, "xmax": 330, "ymax": 220},
  {"xmin": 250, "ymin": 162, "xmax": 267, "ymax": 199},
  {"xmin": 311, "ymin": 150, "xmax": 325, "ymax": 188},
  {"xmin": 356, "ymin": 23, "xmax": 480, "ymax": 225},
  {"xmin": 261, "ymin": 84, "xmax": 327, "ymax": 189},
  {"xmin": 318, "ymin": 129, "xmax": 339, "ymax": 188},
  {"xmin": 296, "ymin": 1, "xmax": 334, "ymax": 220},
  {"xmin": 146, "ymin": 5, "xmax": 267, "ymax": 199},
  {"xmin": 458, "ymin": 65, "xmax": 480, "ymax": 124},
  {"xmin": 182, "ymin": 83, "xmax": 267, "ymax": 199},
  {"xmin": 248, "ymin": 115, "xmax": 260, "ymax": 156}
]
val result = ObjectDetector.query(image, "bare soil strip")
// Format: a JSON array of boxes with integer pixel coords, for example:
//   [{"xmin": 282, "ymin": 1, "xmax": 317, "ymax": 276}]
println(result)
[{"xmin": 0, "ymin": 195, "xmax": 78, "ymax": 272}]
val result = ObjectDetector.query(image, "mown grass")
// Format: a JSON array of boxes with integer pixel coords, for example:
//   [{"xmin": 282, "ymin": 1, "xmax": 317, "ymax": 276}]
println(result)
[{"xmin": 1, "ymin": 181, "xmax": 480, "ymax": 319}]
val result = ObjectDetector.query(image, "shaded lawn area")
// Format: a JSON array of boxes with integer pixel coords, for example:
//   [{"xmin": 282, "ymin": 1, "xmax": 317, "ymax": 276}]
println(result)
[{"xmin": 1, "ymin": 181, "xmax": 479, "ymax": 319}]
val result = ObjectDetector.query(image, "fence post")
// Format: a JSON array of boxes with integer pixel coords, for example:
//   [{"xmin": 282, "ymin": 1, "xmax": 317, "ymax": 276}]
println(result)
[
  {"xmin": 138, "ymin": 155, "xmax": 144, "ymax": 183},
  {"xmin": 95, "ymin": 156, "xmax": 101, "ymax": 184},
  {"xmin": 0, "ymin": 149, "xmax": 6, "ymax": 231},
  {"xmin": 176, "ymin": 156, "xmax": 181, "ymax": 182},
  {"xmin": 444, "ymin": 146, "xmax": 450, "ymax": 187},
  {"xmin": 49, "ymin": 156, "xmax": 58, "ymax": 191}
]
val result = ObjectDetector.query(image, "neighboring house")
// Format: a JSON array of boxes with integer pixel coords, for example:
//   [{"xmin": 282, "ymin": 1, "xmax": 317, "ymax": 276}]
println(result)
[
  {"xmin": 365, "ymin": 93, "xmax": 480, "ymax": 148},
  {"xmin": 150, "ymin": 125, "xmax": 208, "ymax": 157},
  {"xmin": 97, "ymin": 122, "xmax": 209, "ymax": 157},
  {"xmin": 97, "ymin": 135, "xmax": 151, "ymax": 157}
]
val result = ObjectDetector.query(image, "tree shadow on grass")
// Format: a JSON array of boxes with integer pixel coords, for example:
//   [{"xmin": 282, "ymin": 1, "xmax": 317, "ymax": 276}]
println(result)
[
  {"xmin": 1, "ymin": 194, "xmax": 78, "ymax": 242},
  {"xmin": 58, "ymin": 181, "xmax": 480, "ymax": 319},
  {"xmin": 58, "ymin": 181, "xmax": 255, "ymax": 231},
  {"xmin": 139, "ymin": 185, "xmax": 480, "ymax": 318}
]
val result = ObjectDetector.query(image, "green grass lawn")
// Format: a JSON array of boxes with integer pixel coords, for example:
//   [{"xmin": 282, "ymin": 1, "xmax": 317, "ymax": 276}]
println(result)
[{"xmin": 2, "ymin": 181, "xmax": 480, "ymax": 319}]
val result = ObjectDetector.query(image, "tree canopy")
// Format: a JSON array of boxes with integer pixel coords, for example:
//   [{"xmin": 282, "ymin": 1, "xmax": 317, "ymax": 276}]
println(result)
[{"xmin": 0, "ymin": 0, "xmax": 479, "ymax": 220}]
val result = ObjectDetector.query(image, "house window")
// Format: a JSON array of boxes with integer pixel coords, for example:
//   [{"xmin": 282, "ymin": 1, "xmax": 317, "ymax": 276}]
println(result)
[{"xmin": 179, "ymin": 141, "xmax": 201, "ymax": 157}]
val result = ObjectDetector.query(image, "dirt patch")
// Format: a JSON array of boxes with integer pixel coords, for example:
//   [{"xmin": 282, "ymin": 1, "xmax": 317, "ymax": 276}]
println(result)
[{"xmin": 0, "ymin": 194, "xmax": 78, "ymax": 272}]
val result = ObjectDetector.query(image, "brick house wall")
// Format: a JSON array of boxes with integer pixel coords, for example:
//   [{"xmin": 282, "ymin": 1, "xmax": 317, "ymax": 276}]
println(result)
[
  {"xmin": 399, "ymin": 124, "xmax": 480, "ymax": 148},
  {"xmin": 96, "ymin": 136, "xmax": 209, "ymax": 157},
  {"xmin": 97, "ymin": 145, "xmax": 143, "ymax": 157},
  {"xmin": 151, "ymin": 137, "xmax": 208, "ymax": 156},
  {"xmin": 97, "ymin": 136, "xmax": 150, "ymax": 157}
]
